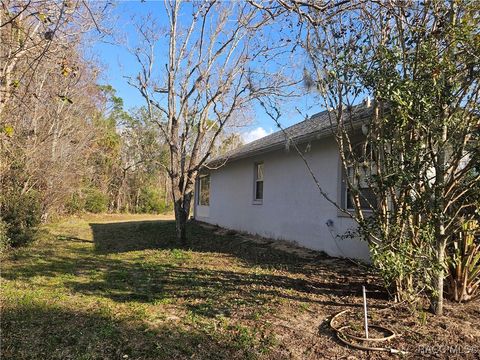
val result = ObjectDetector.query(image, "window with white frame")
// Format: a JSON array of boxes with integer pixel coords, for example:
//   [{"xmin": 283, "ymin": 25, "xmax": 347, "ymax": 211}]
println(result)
[
  {"xmin": 254, "ymin": 162, "xmax": 264, "ymax": 202},
  {"xmin": 198, "ymin": 175, "xmax": 210, "ymax": 206},
  {"xmin": 343, "ymin": 144, "xmax": 377, "ymax": 211}
]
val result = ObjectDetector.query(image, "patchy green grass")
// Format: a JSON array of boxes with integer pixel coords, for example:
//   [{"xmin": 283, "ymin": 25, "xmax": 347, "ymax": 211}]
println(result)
[{"xmin": 1, "ymin": 214, "xmax": 479, "ymax": 359}]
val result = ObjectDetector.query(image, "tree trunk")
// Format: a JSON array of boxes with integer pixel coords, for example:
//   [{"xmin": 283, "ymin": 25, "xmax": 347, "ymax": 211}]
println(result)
[
  {"xmin": 164, "ymin": 175, "xmax": 169, "ymax": 207},
  {"xmin": 432, "ymin": 120, "xmax": 448, "ymax": 316},
  {"xmin": 135, "ymin": 187, "xmax": 140, "ymax": 213},
  {"xmin": 431, "ymin": 0, "xmax": 456, "ymax": 317},
  {"xmin": 433, "ymin": 236, "xmax": 447, "ymax": 315},
  {"xmin": 174, "ymin": 192, "xmax": 192, "ymax": 246}
]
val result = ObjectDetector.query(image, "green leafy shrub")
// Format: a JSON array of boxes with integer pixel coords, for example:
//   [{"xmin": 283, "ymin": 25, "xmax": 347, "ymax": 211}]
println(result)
[
  {"xmin": 65, "ymin": 192, "xmax": 86, "ymax": 214},
  {"xmin": 137, "ymin": 186, "xmax": 170, "ymax": 214},
  {"xmin": 84, "ymin": 188, "xmax": 108, "ymax": 213},
  {"xmin": 0, "ymin": 191, "xmax": 42, "ymax": 247},
  {"xmin": 0, "ymin": 219, "xmax": 11, "ymax": 252}
]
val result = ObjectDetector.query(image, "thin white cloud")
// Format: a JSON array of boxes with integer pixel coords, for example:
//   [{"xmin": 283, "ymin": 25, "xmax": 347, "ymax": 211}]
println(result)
[{"xmin": 242, "ymin": 127, "xmax": 273, "ymax": 143}]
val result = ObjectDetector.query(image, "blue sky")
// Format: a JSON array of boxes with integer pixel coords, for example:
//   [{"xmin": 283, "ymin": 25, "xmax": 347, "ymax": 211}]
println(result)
[{"xmin": 91, "ymin": 1, "xmax": 321, "ymax": 142}]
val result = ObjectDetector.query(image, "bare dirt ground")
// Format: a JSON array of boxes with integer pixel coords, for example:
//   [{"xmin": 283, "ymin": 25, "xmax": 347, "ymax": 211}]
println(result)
[{"xmin": 206, "ymin": 222, "xmax": 480, "ymax": 359}]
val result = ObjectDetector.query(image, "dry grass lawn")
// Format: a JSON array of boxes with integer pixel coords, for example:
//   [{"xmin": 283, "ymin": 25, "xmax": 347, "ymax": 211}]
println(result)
[{"xmin": 1, "ymin": 214, "xmax": 479, "ymax": 359}]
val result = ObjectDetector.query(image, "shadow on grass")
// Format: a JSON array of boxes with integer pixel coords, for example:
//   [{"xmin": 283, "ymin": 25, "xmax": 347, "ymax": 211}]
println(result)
[
  {"xmin": 91, "ymin": 219, "xmax": 348, "ymax": 272},
  {"xmin": 86, "ymin": 219, "xmax": 387, "ymax": 309},
  {"xmin": 2, "ymin": 219, "xmax": 387, "ymax": 318},
  {"xmin": 1, "ymin": 304, "xmax": 256, "ymax": 360},
  {"xmin": 67, "ymin": 262, "xmax": 385, "ymax": 313},
  {"xmin": 91, "ymin": 219, "xmax": 179, "ymax": 254}
]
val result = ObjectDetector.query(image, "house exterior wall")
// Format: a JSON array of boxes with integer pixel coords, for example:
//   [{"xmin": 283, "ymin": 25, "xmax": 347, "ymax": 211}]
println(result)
[{"xmin": 194, "ymin": 137, "xmax": 370, "ymax": 261}]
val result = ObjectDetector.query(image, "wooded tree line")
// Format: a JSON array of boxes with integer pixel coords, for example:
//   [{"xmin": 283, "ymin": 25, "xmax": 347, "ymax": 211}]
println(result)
[{"xmin": 0, "ymin": 1, "xmax": 178, "ymax": 248}]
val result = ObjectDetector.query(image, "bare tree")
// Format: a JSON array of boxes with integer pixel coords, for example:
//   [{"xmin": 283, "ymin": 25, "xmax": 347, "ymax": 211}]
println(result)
[
  {"xmin": 128, "ymin": 0, "xmax": 290, "ymax": 244},
  {"xmin": 1, "ymin": 0, "xmax": 109, "ymax": 221},
  {"xmin": 0, "ymin": 0, "xmax": 107, "ymax": 118}
]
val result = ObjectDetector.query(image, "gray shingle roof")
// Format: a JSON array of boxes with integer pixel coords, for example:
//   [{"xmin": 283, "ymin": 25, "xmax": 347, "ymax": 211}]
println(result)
[{"xmin": 209, "ymin": 104, "xmax": 372, "ymax": 165}]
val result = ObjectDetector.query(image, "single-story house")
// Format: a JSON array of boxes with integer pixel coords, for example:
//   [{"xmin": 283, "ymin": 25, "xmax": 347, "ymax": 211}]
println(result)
[{"xmin": 193, "ymin": 105, "xmax": 373, "ymax": 260}]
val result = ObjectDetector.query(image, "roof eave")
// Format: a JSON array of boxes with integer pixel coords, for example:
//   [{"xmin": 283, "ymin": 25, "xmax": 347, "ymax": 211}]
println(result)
[
  {"xmin": 206, "ymin": 110, "xmax": 369, "ymax": 169},
  {"xmin": 207, "ymin": 126, "xmax": 338, "ymax": 168}
]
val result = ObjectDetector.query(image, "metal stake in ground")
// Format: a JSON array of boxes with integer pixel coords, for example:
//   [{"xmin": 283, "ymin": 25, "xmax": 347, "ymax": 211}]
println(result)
[{"xmin": 363, "ymin": 285, "xmax": 369, "ymax": 339}]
